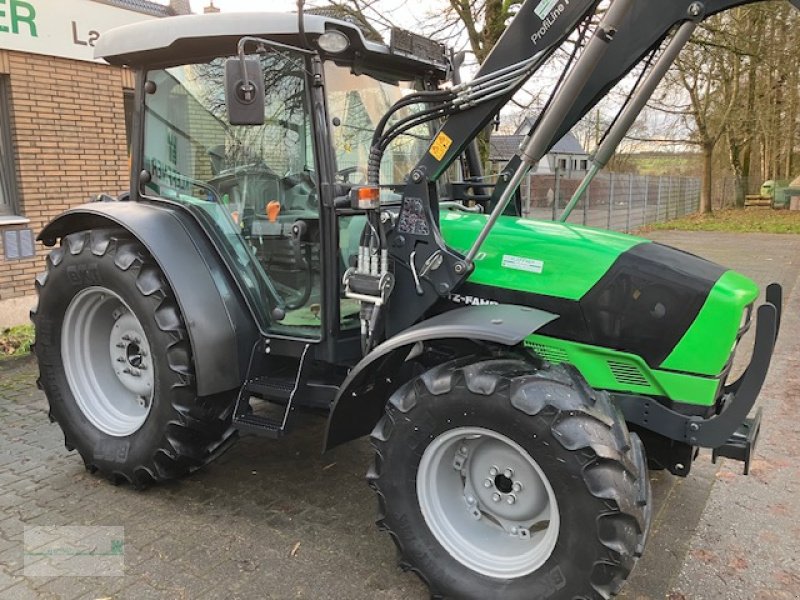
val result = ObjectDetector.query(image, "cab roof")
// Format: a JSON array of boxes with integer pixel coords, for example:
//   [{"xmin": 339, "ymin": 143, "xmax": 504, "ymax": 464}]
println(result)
[{"xmin": 95, "ymin": 11, "xmax": 449, "ymax": 80}]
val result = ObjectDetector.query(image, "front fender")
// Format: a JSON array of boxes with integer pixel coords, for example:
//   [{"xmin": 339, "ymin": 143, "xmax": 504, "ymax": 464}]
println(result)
[
  {"xmin": 39, "ymin": 201, "xmax": 258, "ymax": 396},
  {"xmin": 324, "ymin": 304, "xmax": 557, "ymax": 450}
]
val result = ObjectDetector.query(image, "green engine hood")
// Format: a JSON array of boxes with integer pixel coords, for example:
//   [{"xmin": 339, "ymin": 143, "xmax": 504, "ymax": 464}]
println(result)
[
  {"xmin": 440, "ymin": 211, "xmax": 645, "ymax": 300},
  {"xmin": 439, "ymin": 211, "xmax": 758, "ymax": 379}
]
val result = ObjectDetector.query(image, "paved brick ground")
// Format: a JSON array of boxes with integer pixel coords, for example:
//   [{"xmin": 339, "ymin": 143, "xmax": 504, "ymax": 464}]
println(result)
[{"xmin": 1, "ymin": 231, "xmax": 798, "ymax": 600}]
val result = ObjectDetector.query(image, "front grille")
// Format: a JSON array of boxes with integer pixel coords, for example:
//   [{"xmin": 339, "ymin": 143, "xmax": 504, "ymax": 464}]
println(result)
[{"xmin": 715, "ymin": 302, "xmax": 755, "ymax": 407}]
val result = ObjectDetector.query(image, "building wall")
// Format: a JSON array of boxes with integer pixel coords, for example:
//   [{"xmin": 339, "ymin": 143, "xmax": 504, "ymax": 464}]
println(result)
[{"xmin": 0, "ymin": 49, "xmax": 131, "ymax": 304}]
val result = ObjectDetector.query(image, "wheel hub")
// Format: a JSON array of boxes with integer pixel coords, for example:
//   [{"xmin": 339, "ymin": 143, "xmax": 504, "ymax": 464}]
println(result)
[
  {"xmin": 62, "ymin": 287, "xmax": 154, "ymax": 437},
  {"xmin": 465, "ymin": 439, "xmax": 549, "ymax": 526},
  {"xmin": 109, "ymin": 312, "xmax": 154, "ymax": 402},
  {"xmin": 417, "ymin": 426, "xmax": 560, "ymax": 579}
]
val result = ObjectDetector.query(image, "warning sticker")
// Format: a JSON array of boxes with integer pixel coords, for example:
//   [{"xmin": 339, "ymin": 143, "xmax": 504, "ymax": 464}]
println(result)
[
  {"xmin": 502, "ymin": 255, "xmax": 544, "ymax": 274},
  {"xmin": 534, "ymin": 0, "xmax": 559, "ymax": 19},
  {"xmin": 429, "ymin": 131, "xmax": 453, "ymax": 161}
]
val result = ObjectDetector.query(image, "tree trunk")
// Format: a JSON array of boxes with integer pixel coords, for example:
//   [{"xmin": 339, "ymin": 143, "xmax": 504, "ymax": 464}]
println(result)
[
  {"xmin": 701, "ymin": 141, "xmax": 714, "ymax": 214},
  {"xmin": 728, "ymin": 138, "xmax": 747, "ymax": 208}
]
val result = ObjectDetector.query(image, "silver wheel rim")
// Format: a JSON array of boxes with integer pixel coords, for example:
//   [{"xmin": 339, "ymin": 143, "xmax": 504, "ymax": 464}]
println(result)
[
  {"xmin": 417, "ymin": 426, "xmax": 560, "ymax": 579},
  {"xmin": 62, "ymin": 286, "xmax": 154, "ymax": 437}
]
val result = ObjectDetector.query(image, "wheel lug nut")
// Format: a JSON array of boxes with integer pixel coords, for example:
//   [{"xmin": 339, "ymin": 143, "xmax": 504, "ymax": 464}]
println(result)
[
  {"xmin": 492, "ymin": 493, "xmax": 501, "ymax": 503},
  {"xmin": 460, "ymin": 445, "xmax": 468, "ymax": 454},
  {"xmin": 483, "ymin": 478, "xmax": 493, "ymax": 488},
  {"xmin": 466, "ymin": 495, "xmax": 475, "ymax": 505},
  {"xmin": 503, "ymin": 468, "xmax": 514, "ymax": 479},
  {"xmin": 507, "ymin": 494, "xmax": 516, "ymax": 505},
  {"xmin": 489, "ymin": 466, "xmax": 498, "ymax": 477},
  {"xmin": 512, "ymin": 482, "xmax": 522, "ymax": 493}
]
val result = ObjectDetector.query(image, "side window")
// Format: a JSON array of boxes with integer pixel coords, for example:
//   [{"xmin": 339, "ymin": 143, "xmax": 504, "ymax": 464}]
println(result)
[{"xmin": 0, "ymin": 76, "xmax": 17, "ymax": 216}]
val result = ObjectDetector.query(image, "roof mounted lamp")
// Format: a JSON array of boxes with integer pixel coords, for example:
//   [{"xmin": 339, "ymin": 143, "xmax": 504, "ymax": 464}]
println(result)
[{"xmin": 317, "ymin": 30, "xmax": 350, "ymax": 54}]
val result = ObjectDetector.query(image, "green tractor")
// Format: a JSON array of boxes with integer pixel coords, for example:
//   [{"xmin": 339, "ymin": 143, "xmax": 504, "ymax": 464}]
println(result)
[{"xmin": 32, "ymin": 0, "xmax": 797, "ymax": 597}]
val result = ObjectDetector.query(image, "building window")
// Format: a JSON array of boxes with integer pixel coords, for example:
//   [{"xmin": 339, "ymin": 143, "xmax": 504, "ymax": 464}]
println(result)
[
  {"xmin": 558, "ymin": 158, "xmax": 567, "ymax": 171},
  {"xmin": 580, "ymin": 159, "xmax": 588, "ymax": 170},
  {"xmin": 0, "ymin": 75, "xmax": 18, "ymax": 216}
]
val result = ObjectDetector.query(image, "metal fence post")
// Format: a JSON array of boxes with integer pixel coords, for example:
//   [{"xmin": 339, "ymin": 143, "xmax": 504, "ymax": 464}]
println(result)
[
  {"xmin": 626, "ymin": 173, "xmax": 633, "ymax": 233},
  {"xmin": 552, "ymin": 171, "xmax": 560, "ymax": 221},
  {"xmin": 657, "ymin": 176, "xmax": 662, "ymax": 221},
  {"xmin": 607, "ymin": 173, "xmax": 614, "ymax": 230},
  {"xmin": 583, "ymin": 177, "xmax": 589, "ymax": 226},
  {"xmin": 643, "ymin": 175, "xmax": 649, "ymax": 227},
  {"xmin": 668, "ymin": 176, "xmax": 673, "ymax": 220},
  {"xmin": 686, "ymin": 178, "xmax": 690, "ymax": 215}
]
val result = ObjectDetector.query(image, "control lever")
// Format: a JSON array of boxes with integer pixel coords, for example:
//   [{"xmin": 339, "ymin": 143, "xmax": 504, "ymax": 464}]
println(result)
[
  {"xmin": 291, "ymin": 220, "xmax": 308, "ymax": 240},
  {"xmin": 291, "ymin": 220, "xmax": 308, "ymax": 267},
  {"xmin": 410, "ymin": 249, "xmax": 444, "ymax": 295}
]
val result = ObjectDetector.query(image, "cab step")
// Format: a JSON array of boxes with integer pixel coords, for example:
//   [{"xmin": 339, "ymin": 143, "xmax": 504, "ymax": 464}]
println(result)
[
  {"xmin": 233, "ymin": 412, "xmax": 288, "ymax": 438},
  {"xmin": 246, "ymin": 376, "xmax": 296, "ymax": 402},
  {"xmin": 711, "ymin": 408, "xmax": 762, "ymax": 475},
  {"xmin": 232, "ymin": 342, "xmax": 311, "ymax": 438}
]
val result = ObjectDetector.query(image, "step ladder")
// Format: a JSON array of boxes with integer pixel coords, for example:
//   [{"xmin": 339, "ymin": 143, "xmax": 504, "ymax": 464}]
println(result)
[{"xmin": 232, "ymin": 342, "xmax": 311, "ymax": 438}]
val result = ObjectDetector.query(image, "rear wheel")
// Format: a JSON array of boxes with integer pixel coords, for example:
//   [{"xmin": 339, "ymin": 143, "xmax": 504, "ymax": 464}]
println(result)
[
  {"xmin": 32, "ymin": 229, "xmax": 237, "ymax": 486},
  {"xmin": 369, "ymin": 357, "xmax": 651, "ymax": 599}
]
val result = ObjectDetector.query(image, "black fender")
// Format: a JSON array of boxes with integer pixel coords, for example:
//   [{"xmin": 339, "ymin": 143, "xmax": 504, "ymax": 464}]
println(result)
[
  {"xmin": 38, "ymin": 201, "xmax": 258, "ymax": 396},
  {"xmin": 324, "ymin": 304, "xmax": 557, "ymax": 450}
]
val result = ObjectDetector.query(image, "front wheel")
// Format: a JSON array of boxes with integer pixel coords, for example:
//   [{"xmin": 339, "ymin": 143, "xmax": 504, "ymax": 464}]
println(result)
[{"xmin": 369, "ymin": 357, "xmax": 651, "ymax": 600}]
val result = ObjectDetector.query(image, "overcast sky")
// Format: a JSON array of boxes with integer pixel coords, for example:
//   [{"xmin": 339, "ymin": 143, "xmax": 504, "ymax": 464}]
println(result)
[{"xmin": 186, "ymin": 0, "xmax": 423, "ymax": 27}]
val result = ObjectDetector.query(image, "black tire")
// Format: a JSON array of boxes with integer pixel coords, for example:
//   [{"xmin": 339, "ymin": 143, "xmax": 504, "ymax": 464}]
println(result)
[
  {"xmin": 31, "ymin": 229, "xmax": 237, "ymax": 486},
  {"xmin": 368, "ymin": 357, "xmax": 651, "ymax": 600}
]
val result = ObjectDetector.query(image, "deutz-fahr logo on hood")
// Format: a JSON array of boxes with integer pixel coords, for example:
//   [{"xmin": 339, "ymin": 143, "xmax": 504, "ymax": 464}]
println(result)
[{"xmin": 448, "ymin": 293, "xmax": 498, "ymax": 306}]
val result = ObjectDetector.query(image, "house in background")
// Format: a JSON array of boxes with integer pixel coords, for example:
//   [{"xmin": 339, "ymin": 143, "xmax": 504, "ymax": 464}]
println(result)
[{"xmin": 488, "ymin": 118, "xmax": 590, "ymax": 176}]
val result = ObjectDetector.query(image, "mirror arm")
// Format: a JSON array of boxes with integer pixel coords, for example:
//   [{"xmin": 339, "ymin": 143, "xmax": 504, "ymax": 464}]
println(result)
[{"xmin": 234, "ymin": 36, "xmax": 317, "ymax": 101}]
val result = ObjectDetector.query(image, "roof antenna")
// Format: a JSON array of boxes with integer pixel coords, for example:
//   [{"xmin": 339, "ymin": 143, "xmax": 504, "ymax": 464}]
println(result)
[{"xmin": 297, "ymin": 0, "xmax": 311, "ymax": 50}]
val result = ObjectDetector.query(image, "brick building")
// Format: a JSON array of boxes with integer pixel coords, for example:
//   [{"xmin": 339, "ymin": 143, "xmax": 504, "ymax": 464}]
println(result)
[{"xmin": 0, "ymin": 0, "xmax": 191, "ymax": 326}]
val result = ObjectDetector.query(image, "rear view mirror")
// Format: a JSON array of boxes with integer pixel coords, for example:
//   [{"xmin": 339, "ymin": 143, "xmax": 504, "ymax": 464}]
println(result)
[{"xmin": 224, "ymin": 57, "xmax": 265, "ymax": 125}]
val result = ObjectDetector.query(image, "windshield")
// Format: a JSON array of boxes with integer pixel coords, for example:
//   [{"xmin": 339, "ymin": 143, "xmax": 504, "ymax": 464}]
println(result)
[{"xmin": 324, "ymin": 63, "xmax": 433, "ymax": 188}]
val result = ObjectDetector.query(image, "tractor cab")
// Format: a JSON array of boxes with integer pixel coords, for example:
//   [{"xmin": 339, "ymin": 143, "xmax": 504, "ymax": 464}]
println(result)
[{"xmin": 97, "ymin": 12, "xmax": 450, "ymax": 345}]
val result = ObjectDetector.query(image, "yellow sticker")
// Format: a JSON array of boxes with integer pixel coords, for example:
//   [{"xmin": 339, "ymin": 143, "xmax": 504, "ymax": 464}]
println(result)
[{"xmin": 429, "ymin": 131, "xmax": 453, "ymax": 161}]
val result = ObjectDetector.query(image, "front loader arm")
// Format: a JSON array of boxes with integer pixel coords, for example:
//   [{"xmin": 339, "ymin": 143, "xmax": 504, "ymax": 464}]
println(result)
[
  {"xmin": 412, "ymin": 0, "xmax": 601, "ymax": 182},
  {"xmin": 369, "ymin": 0, "xmax": 799, "ymax": 341}
]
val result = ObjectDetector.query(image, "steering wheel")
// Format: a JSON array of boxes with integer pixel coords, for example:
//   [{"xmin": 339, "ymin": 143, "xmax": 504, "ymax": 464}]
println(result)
[{"xmin": 336, "ymin": 166, "xmax": 368, "ymax": 185}]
